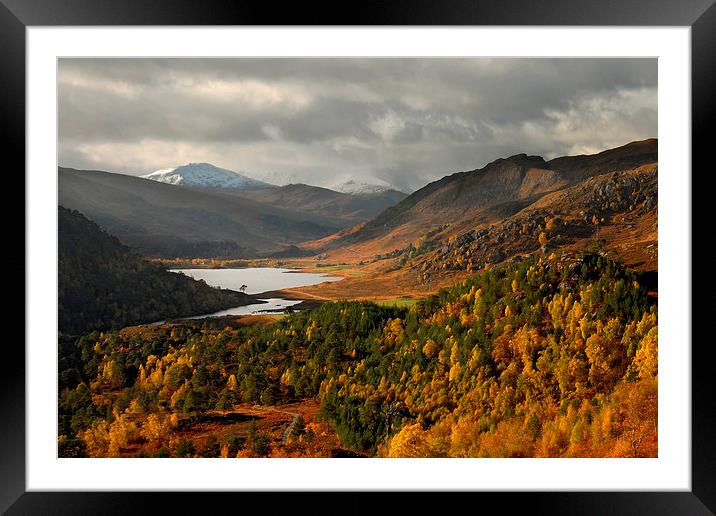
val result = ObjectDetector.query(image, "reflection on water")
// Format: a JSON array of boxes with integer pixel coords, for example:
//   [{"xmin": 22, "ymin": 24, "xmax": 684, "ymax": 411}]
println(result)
[
  {"xmin": 189, "ymin": 298, "xmax": 302, "ymax": 319},
  {"xmin": 171, "ymin": 267, "xmax": 341, "ymax": 295},
  {"xmin": 169, "ymin": 267, "xmax": 341, "ymax": 318}
]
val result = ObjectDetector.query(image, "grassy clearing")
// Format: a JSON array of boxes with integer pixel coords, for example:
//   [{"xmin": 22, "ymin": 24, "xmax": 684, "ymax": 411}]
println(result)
[
  {"xmin": 234, "ymin": 314, "xmax": 286, "ymax": 326},
  {"xmin": 312, "ymin": 263, "xmax": 367, "ymax": 278},
  {"xmin": 261, "ymin": 314, "xmax": 286, "ymax": 322}
]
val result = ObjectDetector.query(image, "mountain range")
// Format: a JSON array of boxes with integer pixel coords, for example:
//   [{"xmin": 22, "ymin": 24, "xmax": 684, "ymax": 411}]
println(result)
[
  {"xmin": 58, "ymin": 167, "xmax": 406, "ymax": 258},
  {"xmin": 311, "ymin": 139, "xmax": 657, "ymax": 256},
  {"xmin": 58, "ymin": 139, "xmax": 657, "ymax": 291},
  {"xmin": 289, "ymin": 139, "xmax": 658, "ymax": 300},
  {"xmin": 141, "ymin": 162, "xmax": 406, "ymax": 195}
]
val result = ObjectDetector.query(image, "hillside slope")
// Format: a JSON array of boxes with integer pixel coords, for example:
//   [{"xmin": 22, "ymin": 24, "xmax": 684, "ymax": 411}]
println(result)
[
  {"xmin": 410, "ymin": 163, "xmax": 658, "ymax": 284},
  {"xmin": 58, "ymin": 206, "xmax": 259, "ymax": 334},
  {"xmin": 230, "ymin": 183, "xmax": 407, "ymax": 228},
  {"xmin": 316, "ymin": 139, "xmax": 657, "ymax": 260}
]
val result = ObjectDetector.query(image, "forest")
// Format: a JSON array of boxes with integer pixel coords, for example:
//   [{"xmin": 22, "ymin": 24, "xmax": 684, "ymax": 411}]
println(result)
[
  {"xmin": 58, "ymin": 252, "xmax": 657, "ymax": 458},
  {"xmin": 58, "ymin": 207, "xmax": 256, "ymax": 335}
]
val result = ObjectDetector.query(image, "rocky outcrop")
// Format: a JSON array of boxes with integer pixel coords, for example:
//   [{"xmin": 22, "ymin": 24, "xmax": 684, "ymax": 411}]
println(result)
[{"xmin": 399, "ymin": 164, "xmax": 657, "ymax": 279}]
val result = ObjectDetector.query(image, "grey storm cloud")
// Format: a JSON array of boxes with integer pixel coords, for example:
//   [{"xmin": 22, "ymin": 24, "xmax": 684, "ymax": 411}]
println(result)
[{"xmin": 58, "ymin": 58, "xmax": 657, "ymax": 192}]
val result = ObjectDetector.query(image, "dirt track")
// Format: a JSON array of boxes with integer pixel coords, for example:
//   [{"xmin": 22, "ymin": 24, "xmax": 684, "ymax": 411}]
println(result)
[{"xmin": 252, "ymin": 405, "xmax": 300, "ymax": 443}]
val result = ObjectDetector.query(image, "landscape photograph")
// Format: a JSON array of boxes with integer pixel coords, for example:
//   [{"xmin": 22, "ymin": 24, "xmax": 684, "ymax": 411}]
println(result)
[{"xmin": 57, "ymin": 57, "xmax": 658, "ymax": 459}]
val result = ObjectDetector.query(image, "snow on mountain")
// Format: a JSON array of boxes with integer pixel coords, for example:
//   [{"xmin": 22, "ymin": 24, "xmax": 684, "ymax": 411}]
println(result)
[
  {"xmin": 331, "ymin": 178, "xmax": 401, "ymax": 195},
  {"xmin": 142, "ymin": 163, "xmax": 406, "ymax": 196},
  {"xmin": 239, "ymin": 170, "xmax": 402, "ymax": 194},
  {"xmin": 142, "ymin": 163, "xmax": 270, "ymax": 190}
]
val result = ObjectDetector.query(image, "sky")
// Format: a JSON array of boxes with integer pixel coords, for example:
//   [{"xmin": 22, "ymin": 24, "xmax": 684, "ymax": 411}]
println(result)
[{"xmin": 58, "ymin": 58, "xmax": 657, "ymax": 193}]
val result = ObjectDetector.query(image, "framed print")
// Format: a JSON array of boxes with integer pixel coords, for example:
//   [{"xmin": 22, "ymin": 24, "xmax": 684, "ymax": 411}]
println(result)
[{"xmin": 5, "ymin": 0, "xmax": 715, "ymax": 513}]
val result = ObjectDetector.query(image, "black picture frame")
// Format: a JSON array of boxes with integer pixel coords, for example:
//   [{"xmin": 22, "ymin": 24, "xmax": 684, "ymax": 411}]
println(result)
[{"xmin": 5, "ymin": 0, "xmax": 715, "ymax": 513}]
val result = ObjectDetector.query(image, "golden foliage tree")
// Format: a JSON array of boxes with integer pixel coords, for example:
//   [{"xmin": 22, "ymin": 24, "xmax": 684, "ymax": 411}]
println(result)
[{"xmin": 386, "ymin": 423, "xmax": 435, "ymax": 457}]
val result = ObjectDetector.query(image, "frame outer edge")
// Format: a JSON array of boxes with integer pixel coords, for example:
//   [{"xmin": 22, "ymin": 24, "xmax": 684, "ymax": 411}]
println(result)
[
  {"xmin": 0, "ymin": 0, "xmax": 27, "ymax": 514},
  {"xmin": 692, "ymin": 1, "xmax": 716, "ymax": 513},
  {"xmin": 0, "ymin": 0, "xmax": 715, "ymax": 26},
  {"xmin": 6, "ymin": 0, "xmax": 716, "ymax": 513}
]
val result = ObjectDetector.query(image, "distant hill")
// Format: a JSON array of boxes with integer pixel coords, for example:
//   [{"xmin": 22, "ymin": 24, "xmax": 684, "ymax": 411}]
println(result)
[
  {"xmin": 143, "ymin": 162, "xmax": 270, "ymax": 190},
  {"xmin": 58, "ymin": 206, "xmax": 260, "ymax": 334},
  {"xmin": 330, "ymin": 178, "xmax": 405, "ymax": 195},
  {"xmin": 230, "ymin": 183, "xmax": 407, "ymax": 228},
  {"xmin": 143, "ymin": 163, "xmax": 408, "ymax": 217}
]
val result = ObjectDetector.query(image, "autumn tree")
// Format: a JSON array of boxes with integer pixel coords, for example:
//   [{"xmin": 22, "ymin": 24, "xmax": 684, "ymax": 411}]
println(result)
[
  {"xmin": 633, "ymin": 327, "xmax": 658, "ymax": 379},
  {"xmin": 386, "ymin": 423, "xmax": 435, "ymax": 457}
]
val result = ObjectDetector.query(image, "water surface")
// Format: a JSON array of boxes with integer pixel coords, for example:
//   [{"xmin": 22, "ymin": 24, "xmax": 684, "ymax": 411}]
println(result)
[{"xmin": 170, "ymin": 267, "xmax": 341, "ymax": 318}]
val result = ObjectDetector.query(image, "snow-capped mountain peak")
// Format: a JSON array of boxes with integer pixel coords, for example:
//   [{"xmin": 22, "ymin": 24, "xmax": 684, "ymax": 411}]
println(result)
[
  {"xmin": 331, "ymin": 177, "xmax": 400, "ymax": 195},
  {"xmin": 142, "ymin": 163, "xmax": 270, "ymax": 190}
]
